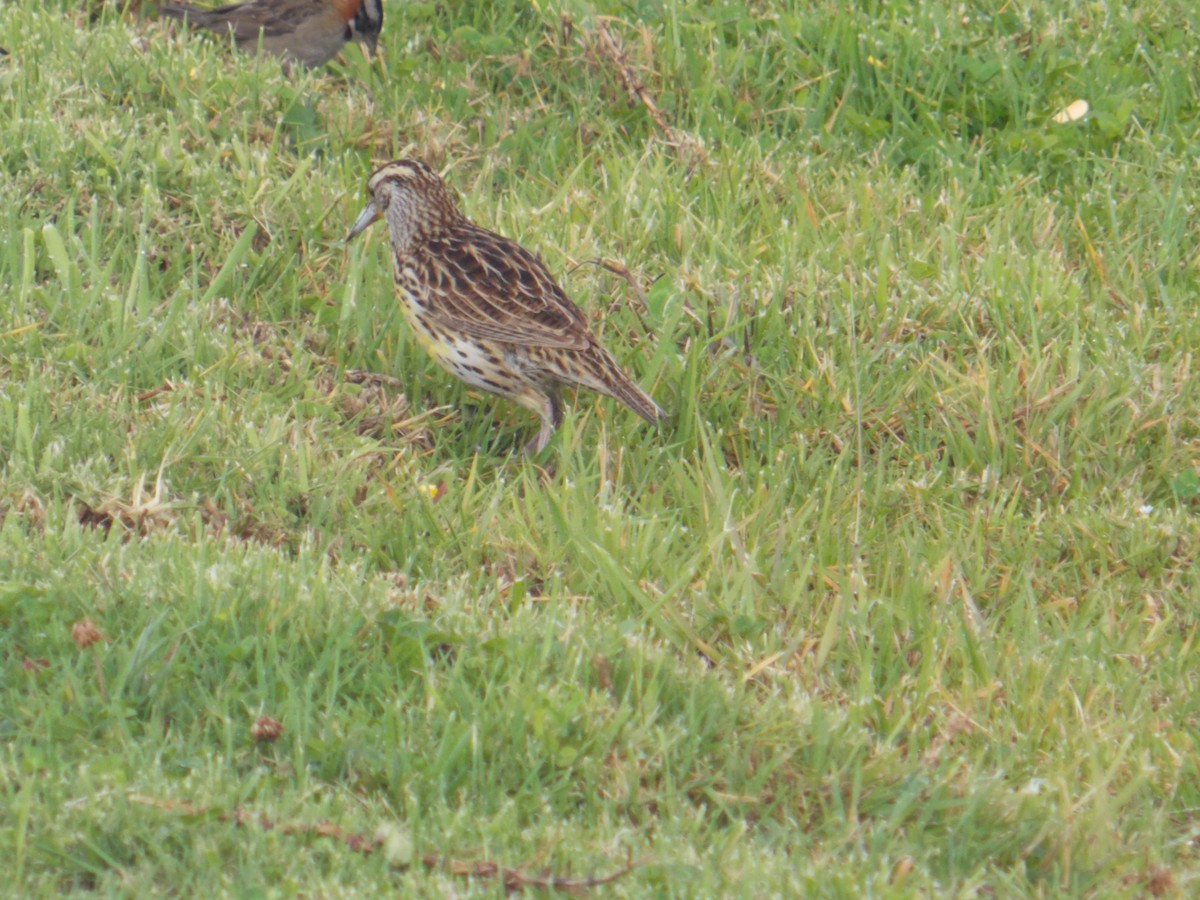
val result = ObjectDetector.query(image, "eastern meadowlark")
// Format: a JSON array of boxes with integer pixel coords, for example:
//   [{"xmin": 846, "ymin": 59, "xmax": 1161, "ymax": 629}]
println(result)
[{"xmin": 347, "ymin": 159, "xmax": 667, "ymax": 454}]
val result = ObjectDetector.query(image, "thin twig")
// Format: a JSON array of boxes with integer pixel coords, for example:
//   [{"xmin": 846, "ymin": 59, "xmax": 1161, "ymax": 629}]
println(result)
[
  {"xmin": 130, "ymin": 796, "xmax": 644, "ymax": 892},
  {"xmin": 344, "ymin": 369, "xmax": 408, "ymax": 390},
  {"xmin": 566, "ymin": 256, "xmax": 655, "ymax": 338},
  {"xmin": 582, "ymin": 17, "xmax": 707, "ymax": 166}
]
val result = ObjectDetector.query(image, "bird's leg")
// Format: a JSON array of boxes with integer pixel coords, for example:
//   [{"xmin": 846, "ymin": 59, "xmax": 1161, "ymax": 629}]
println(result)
[{"xmin": 523, "ymin": 388, "xmax": 562, "ymax": 455}]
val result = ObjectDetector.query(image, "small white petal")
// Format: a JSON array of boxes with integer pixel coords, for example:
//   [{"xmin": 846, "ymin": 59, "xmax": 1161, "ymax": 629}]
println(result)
[{"xmin": 1053, "ymin": 100, "xmax": 1089, "ymax": 123}]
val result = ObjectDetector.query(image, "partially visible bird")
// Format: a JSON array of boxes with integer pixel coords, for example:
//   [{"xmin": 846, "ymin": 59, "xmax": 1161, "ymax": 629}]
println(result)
[
  {"xmin": 347, "ymin": 159, "xmax": 667, "ymax": 454},
  {"xmin": 158, "ymin": 0, "xmax": 382, "ymax": 68}
]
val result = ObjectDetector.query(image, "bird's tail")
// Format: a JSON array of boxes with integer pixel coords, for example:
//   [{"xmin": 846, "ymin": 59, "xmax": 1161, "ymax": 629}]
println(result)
[{"xmin": 567, "ymin": 344, "xmax": 667, "ymax": 426}]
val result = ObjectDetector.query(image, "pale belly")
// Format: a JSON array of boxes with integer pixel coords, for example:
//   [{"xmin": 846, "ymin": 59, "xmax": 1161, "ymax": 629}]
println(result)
[{"xmin": 398, "ymin": 293, "xmax": 522, "ymax": 398}]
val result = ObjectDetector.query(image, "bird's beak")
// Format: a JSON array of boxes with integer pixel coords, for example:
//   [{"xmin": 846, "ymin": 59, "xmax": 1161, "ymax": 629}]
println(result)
[
  {"xmin": 361, "ymin": 33, "xmax": 379, "ymax": 56},
  {"xmin": 346, "ymin": 200, "xmax": 381, "ymax": 242}
]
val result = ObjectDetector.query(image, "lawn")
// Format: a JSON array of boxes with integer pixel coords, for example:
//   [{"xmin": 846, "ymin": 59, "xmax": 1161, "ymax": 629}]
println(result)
[{"xmin": 1, "ymin": 0, "xmax": 1197, "ymax": 894}]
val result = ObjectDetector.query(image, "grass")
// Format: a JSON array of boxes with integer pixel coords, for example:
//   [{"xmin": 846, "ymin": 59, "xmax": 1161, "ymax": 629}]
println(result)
[{"xmin": 1, "ymin": 0, "xmax": 1198, "ymax": 894}]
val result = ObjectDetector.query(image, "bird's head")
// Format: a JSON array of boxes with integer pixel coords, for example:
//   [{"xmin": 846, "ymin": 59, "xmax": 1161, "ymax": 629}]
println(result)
[
  {"xmin": 347, "ymin": 0, "xmax": 383, "ymax": 54},
  {"xmin": 347, "ymin": 158, "xmax": 462, "ymax": 250}
]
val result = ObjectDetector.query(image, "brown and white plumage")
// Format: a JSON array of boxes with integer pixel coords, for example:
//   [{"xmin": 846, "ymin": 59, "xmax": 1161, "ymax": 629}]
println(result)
[
  {"xmin": 347, "ymin": 159, "xmax": 667, "ymax": 454},
  {"xmin": 159, "ymin": 0, "xmax": 382, "ymax": 68}
]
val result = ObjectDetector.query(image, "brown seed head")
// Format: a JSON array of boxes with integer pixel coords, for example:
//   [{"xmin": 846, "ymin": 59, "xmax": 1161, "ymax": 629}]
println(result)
[
  {"xmin": 72, "ymin": 618, "xmax": 105, "ymax": 649},
  {"xmin": 252, "ymin": 715, "xmax": 284, "ymax": 744}
]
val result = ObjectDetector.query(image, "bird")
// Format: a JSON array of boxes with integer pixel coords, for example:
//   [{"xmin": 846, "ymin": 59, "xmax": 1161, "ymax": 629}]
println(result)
[
  {"xmin": 158, "ymin": 0, "xmax": 383, "ymax": 68},
  {"xmin": 346, "ymin": 159, "xmax": 668, "ymax": 455}
]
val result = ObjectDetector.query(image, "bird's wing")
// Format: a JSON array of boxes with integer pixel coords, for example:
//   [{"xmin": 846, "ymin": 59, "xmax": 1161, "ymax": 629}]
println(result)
[
  {"xmin": 160, "ymin": 1, "xmax": 302, "ymax": 41},
  {"xmin": 415, "ymin": 226, "xmax": 594, "ymax": 350}
]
